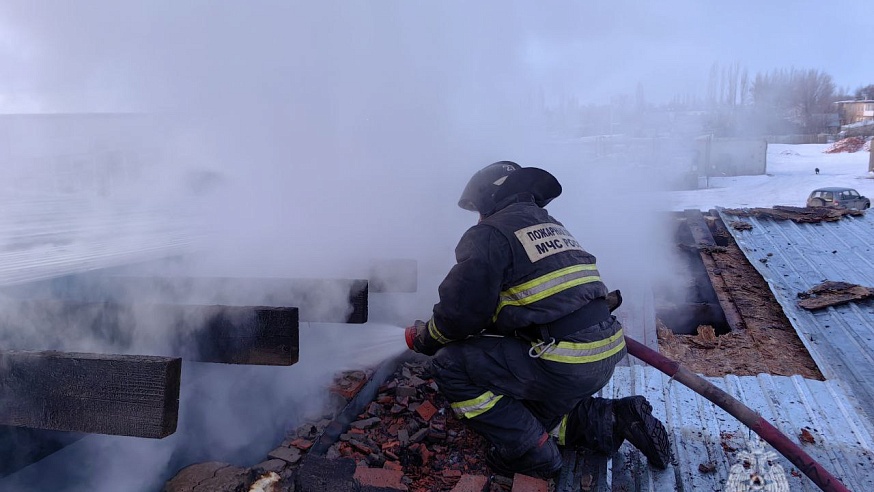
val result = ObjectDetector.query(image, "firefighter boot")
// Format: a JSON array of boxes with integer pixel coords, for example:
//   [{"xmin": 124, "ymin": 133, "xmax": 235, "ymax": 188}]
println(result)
[
  {"xmin": 486, "ymin": 432, "xmax": 562, "ymax": 478},
  {"xmin": 613, "ymin": 395, "xmax": 672, "ymax": 469}
]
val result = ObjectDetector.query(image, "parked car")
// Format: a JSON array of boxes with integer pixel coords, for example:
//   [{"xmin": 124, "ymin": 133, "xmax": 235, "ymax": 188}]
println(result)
[{"xmin": 806, "ymin": 187, "xmax": 871, "ymax": 210}]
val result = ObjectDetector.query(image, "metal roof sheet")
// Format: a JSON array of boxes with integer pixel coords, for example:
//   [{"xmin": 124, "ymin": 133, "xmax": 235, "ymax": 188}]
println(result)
[
  {"xmin": 716, "ymin": 209, "xmax": 874, "ymax": 421},
  {"xmin": 556, "ymin": 211, "xmax": 874, "ymax": 490},
  {"xmin": 564, "ymin": 365, "xmax": 874, "ymax": 491}
]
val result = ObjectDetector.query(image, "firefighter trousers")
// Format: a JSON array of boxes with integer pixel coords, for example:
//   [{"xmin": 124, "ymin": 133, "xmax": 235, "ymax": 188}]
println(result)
[{"xmin": 430, "ymin": 317, "xmax": 626, "ymax": 460}]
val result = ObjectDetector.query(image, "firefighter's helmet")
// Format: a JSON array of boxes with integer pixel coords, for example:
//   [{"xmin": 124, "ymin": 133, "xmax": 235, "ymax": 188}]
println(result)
[{"xmin": 458, "ymin": 161, "xmax": 561, "ymax": 215}]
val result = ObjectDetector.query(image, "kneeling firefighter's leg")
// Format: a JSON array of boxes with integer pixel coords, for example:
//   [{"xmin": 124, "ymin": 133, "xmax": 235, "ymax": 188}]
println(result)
[
  {"xmin": 560, "ymin": 396, "xmax": 671, "ymax": 469},
  {"xmin": 613, "ymin": 395, "xmax": 672, "ymax": 469},
  {"xmin": 432, "ymin": 343, "xmax": 562, "ymax": 477},
  {"xmin": 556, "ymin": 396, "xmax": 616, "ymax": 454}
]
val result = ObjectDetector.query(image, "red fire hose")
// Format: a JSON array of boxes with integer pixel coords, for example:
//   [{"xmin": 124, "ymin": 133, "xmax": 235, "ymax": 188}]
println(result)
[{"xmin": 624, "ymin": 336, "xmax": 850, "ymax": 492}]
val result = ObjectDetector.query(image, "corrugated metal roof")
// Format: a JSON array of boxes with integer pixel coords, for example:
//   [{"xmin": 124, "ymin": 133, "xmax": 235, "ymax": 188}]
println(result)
[
  {"xmin": 557, "ymin": 211, "xmax": 874, "ymax": 490},
  {"xmin": 559, "ymin": 365, "xmax": 874, "ymax": 491},
  {"xmin": 716, "ymin": 209, "xmax": 874, "ymax": 422}
]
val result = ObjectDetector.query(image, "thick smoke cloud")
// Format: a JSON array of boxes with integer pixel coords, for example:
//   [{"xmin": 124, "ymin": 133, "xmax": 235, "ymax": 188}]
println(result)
[{"xmin": 1, "ymin": 2, "xmax": 865, "ymax": 490}]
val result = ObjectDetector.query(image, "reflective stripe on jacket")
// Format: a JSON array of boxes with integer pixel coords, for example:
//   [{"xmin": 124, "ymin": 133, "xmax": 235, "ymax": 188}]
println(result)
[
  {"xmin": 450, "ymin": 391, "xmax": 504, "ymax": 419},
  {"xmin": 531, "ymin": 328, "xmax": 626, "ymax": 363},
  {"xmin": 494, "ymin": 264, "xmax": 601, "ymax": 321},
  {"xmin": 429, "ymin": 196, "xmax": 609, "ymax": 347}
]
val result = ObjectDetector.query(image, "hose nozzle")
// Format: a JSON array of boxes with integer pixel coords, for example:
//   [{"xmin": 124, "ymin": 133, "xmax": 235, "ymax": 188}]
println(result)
[{"xmin": 405, "ymin": 326, "xmax": 415, "ymax": 350}]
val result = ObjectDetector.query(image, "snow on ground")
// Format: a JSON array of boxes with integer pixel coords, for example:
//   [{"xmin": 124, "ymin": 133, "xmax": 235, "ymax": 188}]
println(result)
[{"xmin": 666, "ymin": 144, "xmax": 874, "ymax": 211}]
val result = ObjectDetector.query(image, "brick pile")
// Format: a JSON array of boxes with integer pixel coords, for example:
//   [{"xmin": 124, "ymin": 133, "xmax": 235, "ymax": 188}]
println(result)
[
  {"xmin": 324, "ymin": 359, "xmax": 500, "ymax": 491},
  {"xmin": 163, "ymin": 361, "xmax": 552, "ymax": 492},
  {"xmin": 824, "ymin": 136, "xmax": 867, "ymax": 153}
]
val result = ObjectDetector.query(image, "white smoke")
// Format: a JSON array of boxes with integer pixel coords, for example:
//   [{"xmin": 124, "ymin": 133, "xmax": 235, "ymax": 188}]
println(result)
[{"xmin": 4, "ymin": 1, "xmax": 864, "ymax": 490}]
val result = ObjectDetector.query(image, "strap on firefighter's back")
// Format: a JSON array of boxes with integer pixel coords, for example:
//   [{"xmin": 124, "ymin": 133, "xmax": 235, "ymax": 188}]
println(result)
[{"xmin": 520, "ymin": 297, "xmax": 610, "ymax": 344}]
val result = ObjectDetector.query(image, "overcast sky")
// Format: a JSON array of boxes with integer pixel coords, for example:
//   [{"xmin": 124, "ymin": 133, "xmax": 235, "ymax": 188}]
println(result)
[{"xmin": 0, "ymin": 1, "xmax": 871, "ymax": 111}]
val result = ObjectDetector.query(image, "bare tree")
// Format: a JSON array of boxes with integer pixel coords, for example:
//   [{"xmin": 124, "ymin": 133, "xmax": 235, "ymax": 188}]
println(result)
[
  {"xmin": 751, "ymin": 67, "xmax": 836, "ymax": 133},
  {"xmin": 855, "ymin": 84, "xmax": 874, "ymax": 100}
]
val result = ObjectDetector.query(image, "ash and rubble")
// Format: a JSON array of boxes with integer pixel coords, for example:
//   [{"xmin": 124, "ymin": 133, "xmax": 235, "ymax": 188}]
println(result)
[
  {"xmin": 797, "ymin": 280, "xmax": 874, "ymax": 310},
  {"xmin": 163, "ymin": 358, "xmax": 544, "ymax": 492},
  {"xmin": 722, "ymin": 205, "xmax": 864, "ymax": 223}
]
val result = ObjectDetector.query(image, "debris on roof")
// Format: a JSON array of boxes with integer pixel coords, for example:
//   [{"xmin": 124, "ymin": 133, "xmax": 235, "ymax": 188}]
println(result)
[
  {"xmin": 797, "ymin": 280, "xmax": 874, "ymax": 310},
  {"xmin": 729, "ymin": 220, "xmax": 753, "ymax": 231},
  {"xmin": 722, "ymin": 205, "xmax": 863, "ymax": 223}
]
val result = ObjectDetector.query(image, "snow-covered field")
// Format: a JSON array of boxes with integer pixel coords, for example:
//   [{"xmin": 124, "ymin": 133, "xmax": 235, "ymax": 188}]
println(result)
[{"xmin": 667, "ymin": 144, "xmax": 874, "ymax": 211}]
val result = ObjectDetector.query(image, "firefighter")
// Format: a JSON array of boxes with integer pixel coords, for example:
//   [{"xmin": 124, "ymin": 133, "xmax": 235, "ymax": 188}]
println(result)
[{"xmin": 405, "ymin": 161, "xmax": 671, "ymax": 478}]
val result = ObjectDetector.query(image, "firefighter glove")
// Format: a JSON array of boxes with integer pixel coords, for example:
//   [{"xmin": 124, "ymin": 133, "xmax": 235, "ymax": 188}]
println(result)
[
  {"xmin": 607, "ymin": 290, "xmax": 623, "ymax": 312},
  {"xmin": 405, "ymin": 319, "xmax": 442, "ymax": 356}
]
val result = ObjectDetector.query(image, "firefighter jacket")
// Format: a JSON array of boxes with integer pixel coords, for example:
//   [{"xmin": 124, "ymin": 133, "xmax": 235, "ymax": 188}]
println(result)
[{"xmin": 421, "ymin": 193, "xmax": 612, "ymax": 354}]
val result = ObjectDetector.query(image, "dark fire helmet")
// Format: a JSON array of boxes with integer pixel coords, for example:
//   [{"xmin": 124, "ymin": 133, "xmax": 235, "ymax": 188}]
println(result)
[{"xmin": 458, "ymin": 161, "xmax": 562, "ymax": 215}]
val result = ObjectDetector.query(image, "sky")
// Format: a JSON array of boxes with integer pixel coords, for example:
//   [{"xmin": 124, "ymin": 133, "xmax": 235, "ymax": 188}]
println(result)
[{"xmin": 0, "ymin": 1, "xmax": 871, "ymax": 111}]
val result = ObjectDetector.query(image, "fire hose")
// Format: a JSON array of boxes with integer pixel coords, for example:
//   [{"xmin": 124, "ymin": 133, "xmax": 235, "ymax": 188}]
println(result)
[{"xmin": 624, "ymin": 335, "xmax": 850, "ymax": 492}]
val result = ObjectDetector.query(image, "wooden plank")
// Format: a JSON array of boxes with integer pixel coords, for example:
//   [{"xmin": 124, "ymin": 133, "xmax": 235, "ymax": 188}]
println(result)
[
  {"xmin": 0, "ymin": 351, "xmax": 181, "ymax": 438},
  {"xmin": 39, "ymin": 276, "xmax": 368, "ymax": 324},
  {"xmin": 0, "ymin": 301, "xmax": 299, "ymax": 366},
  {"xmin": 684, "ymin": 209, "xmax": 747, "ymax": 332}
]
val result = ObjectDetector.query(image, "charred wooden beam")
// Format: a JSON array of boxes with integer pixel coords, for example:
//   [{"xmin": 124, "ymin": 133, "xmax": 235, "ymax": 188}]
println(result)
[
  {"xmin": 0, "ymin": 301, "xmax": 299, "ymax": 366},
  {"xmin": 0, "ymin": 351, "xmax": 180, "ymax": 438},
  {"xmin": 684, "ymin": 209, "xmax": 746, "ymax": 332},
  {"xmin": 38, "ymin": 276, "xmax": 368, "ymax": 324}
]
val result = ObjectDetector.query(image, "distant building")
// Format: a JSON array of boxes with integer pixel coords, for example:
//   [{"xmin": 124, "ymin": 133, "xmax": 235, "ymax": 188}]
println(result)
[{"xmin": 834, "ymin": 100, "xmax": 874, "ymax": 127}]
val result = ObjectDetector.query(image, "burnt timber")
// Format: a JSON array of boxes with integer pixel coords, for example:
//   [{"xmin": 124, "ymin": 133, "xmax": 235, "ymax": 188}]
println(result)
[
  {"xmin": 0, "ymin": 301, "xmax": 299, "ymax": 366},
  {"xmin": 0, "ymin": 350, "xmax": 181, "ymax": 438},
  {"xmin": 683, "ymin": 209, "xmax": 746, "ymax": 333}
]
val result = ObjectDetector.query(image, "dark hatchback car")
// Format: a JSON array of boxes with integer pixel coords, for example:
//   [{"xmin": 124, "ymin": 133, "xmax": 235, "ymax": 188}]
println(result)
[{"xmin": 806, "ymin": 187, "xmax": 871, "ymax": 210}]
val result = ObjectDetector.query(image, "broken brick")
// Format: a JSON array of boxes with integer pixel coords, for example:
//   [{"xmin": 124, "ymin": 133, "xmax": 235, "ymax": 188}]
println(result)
[
  {"xmin": 350, "ymin": 438, "xmax": 377, "ymax": 455},
  {"xmin": 252, "ymin": 458, "xmax": 286, "ymax": 474},
  {"xmin": 418, "ymin": 445, "xmax": 432, "ymax": 466},
  {"xmin": 351, "ymin": 417, "xmax": 382, "ymax": 429},
  {"xmin": 378, "ymin": 395, "xmax": 394, "ymax": 405},
  {"xmin": 384, "ymin": 461, "xmax": 403, "ymax": 471},
  {"xmin": 353, "ymin": 467, "xmax": 408, "ymax": 491},
  {"xmin": 290, "ymin": 438, "xmax": 313, "ymax": 450},
  {"xmin": 397, "ymin": 429, "xmax": 410, "ymax": 445},
  {"xmin": 396, "ymin": 386, "xmax": 417, "ymax": 398},
  {"xmin": 511, "ymin": 473, "xmax": 548, "ymax": 492},
  {"xmin": 267, "ymin": 446, "xmax": 301, "ymax": 464},
  {"xmin": 408, "ymin": 375, "xmax": 427, "ymax": 387},
  {"xmin": 410, "ymin": 428, "xmax": 428, "ymax": 443},
  {"xmin": 450, "ymin": 474, "xmax": 488, "ymax": 492},
  {"xmin": 416, "ymin": 401, "xmax": 438, "ymax": 422},
  {"xmin": 381, "ymin": 440, "xmax": 400, "ymax": 450},
  {"xmin": 366, "ymin": 453, "xmax": 386, "ymax": 467}
]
